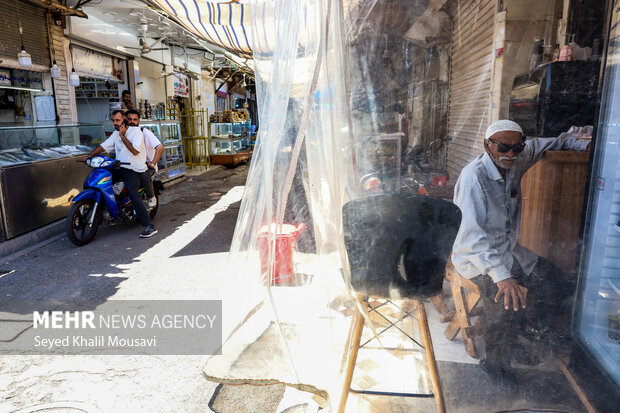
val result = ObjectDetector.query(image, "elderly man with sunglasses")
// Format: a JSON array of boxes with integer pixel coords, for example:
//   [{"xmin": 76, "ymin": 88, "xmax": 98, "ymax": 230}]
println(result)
[{"xmin": 451, "ymin": 120, "xmax": 590, "ymax": 381}]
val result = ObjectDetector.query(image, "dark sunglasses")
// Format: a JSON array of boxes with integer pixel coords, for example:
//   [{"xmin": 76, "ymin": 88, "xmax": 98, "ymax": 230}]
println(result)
[{"xmin": 487, "ymin": 137, "xmax": 526, "ymax": 153}]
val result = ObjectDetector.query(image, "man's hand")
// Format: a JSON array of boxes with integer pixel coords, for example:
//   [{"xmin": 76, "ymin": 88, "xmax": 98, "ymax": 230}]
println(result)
[
  {"xmin": 495, "ymin": 278, "xmax": 526, "ymax": 311},
  {"xmin": 119, "ymin": 122, "xmax": 128, "ymax": 137}
]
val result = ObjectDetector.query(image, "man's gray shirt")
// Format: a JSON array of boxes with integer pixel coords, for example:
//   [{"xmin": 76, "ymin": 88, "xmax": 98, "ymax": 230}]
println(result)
[{"xmin": 452, "ymin": 133, "xmax": 589, "ymax": 283}]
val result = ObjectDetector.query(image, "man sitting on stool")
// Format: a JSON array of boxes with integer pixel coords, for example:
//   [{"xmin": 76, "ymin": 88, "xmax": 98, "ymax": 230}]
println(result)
[{"xmin": 451, "ymin": 120, "xmax": 590, "ymax": 380}]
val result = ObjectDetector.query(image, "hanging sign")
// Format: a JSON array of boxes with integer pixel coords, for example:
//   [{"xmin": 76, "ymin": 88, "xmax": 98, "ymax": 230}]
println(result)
[
  {"xmin": 0, "ymin": 69, "xmax": 43, "ymax": 90},
  {"xmin": 72, "ymin": 46, "xmax": 125, "ymax": 82},
  {"xmin": 174, "ymin": 73, "xmax": 189, "ymax": 97}
]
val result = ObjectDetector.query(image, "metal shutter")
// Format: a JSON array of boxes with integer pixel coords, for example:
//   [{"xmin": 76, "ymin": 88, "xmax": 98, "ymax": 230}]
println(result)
[
  {"xmin": 446, "ymin": 0, "xmax": 496, "ymax": 178},
  {"xmin": 0, "ymin": 0, "xmax": 50, "ymax": 70}
]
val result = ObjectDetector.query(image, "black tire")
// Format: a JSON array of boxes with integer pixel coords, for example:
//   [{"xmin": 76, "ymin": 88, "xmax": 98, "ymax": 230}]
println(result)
[{"xmin": 66, "ymin": 199, "xmax": 102, "ymax": 246}]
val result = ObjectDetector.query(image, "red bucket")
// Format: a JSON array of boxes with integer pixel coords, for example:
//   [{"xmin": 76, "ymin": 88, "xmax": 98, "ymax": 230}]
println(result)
[{"xmin": 256, "ymin": 223, "xmax": 305, "ymax": 285}]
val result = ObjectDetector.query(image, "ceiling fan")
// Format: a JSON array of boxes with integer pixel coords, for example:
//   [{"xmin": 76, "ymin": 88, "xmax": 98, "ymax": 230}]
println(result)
[
  {"xmin": 123, "ymin": 12, "xmax": 169, "ymax": 55},
  {"xmin": 157, "ymin": 63, "xmax": 198, "ymax": 81},
  {"xmin": 173, "ymin": 63, "xmax": 199, "ymax": 81},
  {"xmin": 123, "ymin": 28, "xmax": 169, "ymax": 55}
]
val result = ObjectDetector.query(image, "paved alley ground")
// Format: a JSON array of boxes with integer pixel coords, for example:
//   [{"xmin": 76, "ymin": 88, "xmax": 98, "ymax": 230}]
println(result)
[{"xmin": 0, "ymin": 164, "xmax": 249, "ymax": 413}]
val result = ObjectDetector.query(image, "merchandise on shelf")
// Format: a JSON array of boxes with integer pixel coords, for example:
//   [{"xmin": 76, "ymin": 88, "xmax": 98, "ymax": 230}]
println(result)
[
  {"xmin": 75, "ymin": 77, "xmax": 120, "ymax": 99},
  {"xmin": 166, "ymin": 97, "xmax": 180, "ymax": 120}
]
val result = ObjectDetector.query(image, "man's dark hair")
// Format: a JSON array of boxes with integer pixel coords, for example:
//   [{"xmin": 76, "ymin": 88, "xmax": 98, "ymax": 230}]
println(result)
[
  {"xmin": 111, "ymin": 109, "xmax": 124, "ymax": 117},
  {"xmin": 121, "ymin": 90, "xmax": 131, "ymax": 97},
  {"xmin": 125, "ymin": 109, "xmax": 140, "ymax": 118}
]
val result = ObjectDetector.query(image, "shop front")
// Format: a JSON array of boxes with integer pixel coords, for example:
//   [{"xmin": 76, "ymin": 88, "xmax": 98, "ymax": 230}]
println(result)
[
  {"xmin": 71, "ymin": 44, "xmax": 130, "ymax": 135},
  {"xmin": 132, "ymin": 56, "xmax": 186, "ymax": 181},
  {"xmin": 154, "ymin": 0, "xmax": 619, "ymax": 412},
  {"xmin": 0, "ymin": 0, "xmax": 105, "ymax": 242}
]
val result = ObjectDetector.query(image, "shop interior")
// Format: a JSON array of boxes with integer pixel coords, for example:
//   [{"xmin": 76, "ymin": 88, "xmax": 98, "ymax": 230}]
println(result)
[
  {"xmin": 204, "ymin": 0, "xmax": 619, "ymax": 412},
  {"xmin": 345, "ymin": 0, "xmax": 616, "ymax": 410}
]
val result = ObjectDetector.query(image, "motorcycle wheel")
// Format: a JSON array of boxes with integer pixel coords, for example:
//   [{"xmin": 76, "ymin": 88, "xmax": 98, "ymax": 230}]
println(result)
[{"xmin": 66, "ymin": 199, "xmax": 102, "ymax": 246}]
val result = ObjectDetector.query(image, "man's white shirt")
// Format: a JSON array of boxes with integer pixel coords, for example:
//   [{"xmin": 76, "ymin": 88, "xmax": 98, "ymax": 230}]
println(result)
[
  {"xmin": 142, "ymin": 127, "xmax": 162, "ymax": 163},
  {"xmin": 100, "ymin": 126, "xmax": 147, "ymax": 173}
]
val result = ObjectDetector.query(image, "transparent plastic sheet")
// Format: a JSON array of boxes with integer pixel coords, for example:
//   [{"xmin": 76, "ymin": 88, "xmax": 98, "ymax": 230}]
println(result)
[{"xmin": 203, "ymin": 1, "xmax": 611, "ymax": 412}]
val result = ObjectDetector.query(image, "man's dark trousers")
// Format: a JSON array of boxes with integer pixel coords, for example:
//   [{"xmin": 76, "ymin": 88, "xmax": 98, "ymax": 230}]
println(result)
[
  {"xmin": 140, "ymin": 168, "xmax": 156, "ymax": 199},
  {"xmin": 114, "ymin": 167, "xmax": 152, "ymax": 227},
  {"xmin": 471, "ymin": 256, "xmax": 576, "ymax": 365}
]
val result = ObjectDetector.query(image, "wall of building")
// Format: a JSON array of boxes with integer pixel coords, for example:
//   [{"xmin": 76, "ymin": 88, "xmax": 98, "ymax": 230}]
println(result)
[
  {"xmin": 201, "ymin": 74, "xmax": 216, "ymax": 116},
  {"xmin": 136, "ymin": 57, "xmax": 167, "ymax": 106},
  {"xmin": 446, "ymin": 0, "xmax": 496, "ymax": 178}
]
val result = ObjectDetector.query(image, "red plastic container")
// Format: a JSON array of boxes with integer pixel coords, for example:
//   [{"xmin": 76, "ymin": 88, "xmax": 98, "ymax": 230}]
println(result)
[
  {"xmin": 431, "ymin": 174, "xmax": 447, "ymax": 187},
  {"xmin": 256, "ymin": 223, "xmax": 305, "ymax": 285}
]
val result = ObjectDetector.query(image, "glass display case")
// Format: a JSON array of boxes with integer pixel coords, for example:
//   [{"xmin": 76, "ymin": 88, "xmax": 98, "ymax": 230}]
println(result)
[
  {"xmin": 0, "ymin": 123, "xmax": 103, "ymax": 240},
  {"xmin": 209, "ymin": 136, "xmax": 251, "ymax": 166},
  {"xmin": 210, "ymin": 121, "xmax": 251, "ymax": 138},
  {"xmin": 140, "ymin": 120, "xmax": 185, "ymax": 181},
  {"xmin": 209, "ymin": 122, "xmax": 252, "ymax": 166},
  {"xmin": 0, "ymin": 123, "xmax": 103, "ymax": 166}
]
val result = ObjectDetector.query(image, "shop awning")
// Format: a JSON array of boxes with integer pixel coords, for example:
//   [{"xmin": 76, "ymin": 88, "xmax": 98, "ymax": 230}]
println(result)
[{"xmin": 146, "ymin": 0, "xmax": 254, "ymax": 59}]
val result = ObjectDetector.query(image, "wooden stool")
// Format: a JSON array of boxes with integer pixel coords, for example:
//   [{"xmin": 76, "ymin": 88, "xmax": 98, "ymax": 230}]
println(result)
[
  {"xmin": 339, "ymin": 295, "xmax": 445, "ymax": 413},
  {"xmin": 341, "ymin": 194, "xmax": 461, "ymax": 413},
  {"xmin": 443, "ymin": 261, "xmax": 483, "ymax": 358}
]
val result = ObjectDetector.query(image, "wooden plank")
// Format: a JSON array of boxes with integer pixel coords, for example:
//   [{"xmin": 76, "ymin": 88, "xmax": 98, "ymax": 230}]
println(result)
[
  {"xmin": 464, "ymin": 291, "xmax": 480, "ymax": 312},
  {"xmin": 430, "ymin": 295, "xmax": 450, "ymax": 316},
  {"xmin": 444, "ymin": 316, "xmax": 461, "ymax": 340},
  {"xmin": 519, "ymin": 151, "xmax": 589, "ymax": 273},
  {"xmin": 556, "ymin": 359, "xmax": 597, "ymax": 413},
  {"xmin": 543, "ymin": 150, "xmax": 590, "ymax": 163},
  {"xmin": 417, "ymin": 301, "xmax": 446, "ymax": 413}
]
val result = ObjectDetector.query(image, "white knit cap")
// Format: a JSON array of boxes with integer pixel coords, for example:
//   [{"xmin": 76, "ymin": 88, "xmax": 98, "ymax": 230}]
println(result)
[{"xmin": 485, "ymin": 120, "xmax": 523, "ymax": 140}]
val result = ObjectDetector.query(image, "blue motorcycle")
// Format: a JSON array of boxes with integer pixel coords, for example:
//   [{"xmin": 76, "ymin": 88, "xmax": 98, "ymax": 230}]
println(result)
[{"xmin": 66, "ymin": 155, "xmax": 163, "ymax": 245}]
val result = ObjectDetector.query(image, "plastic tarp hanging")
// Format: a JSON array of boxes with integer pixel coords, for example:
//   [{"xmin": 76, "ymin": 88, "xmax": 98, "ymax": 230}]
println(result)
[{"xmin": 204, "ymin": 0, "xmax": 608, "ymax": 412}]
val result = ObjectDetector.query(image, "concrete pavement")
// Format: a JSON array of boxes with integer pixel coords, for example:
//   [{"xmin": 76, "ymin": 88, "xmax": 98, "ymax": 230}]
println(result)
[{"xmin": 0, "ymin": 164, "xmax": 248, "ymax": 413}]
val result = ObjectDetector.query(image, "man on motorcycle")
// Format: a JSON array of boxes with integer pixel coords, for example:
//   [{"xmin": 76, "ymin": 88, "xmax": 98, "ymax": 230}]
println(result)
[
  {"xmin": 125, "ymin": 109, "xmax": 164, "ymax": 209},
  {"xmin": 83, "ymin": 110, "xmax": 158, "ymax": 238}
]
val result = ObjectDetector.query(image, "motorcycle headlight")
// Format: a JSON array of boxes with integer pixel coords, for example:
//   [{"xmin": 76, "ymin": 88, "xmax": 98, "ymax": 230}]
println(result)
[{"xmin": 88, "ymin": 156, "xmax": 104, "ymax": 168}]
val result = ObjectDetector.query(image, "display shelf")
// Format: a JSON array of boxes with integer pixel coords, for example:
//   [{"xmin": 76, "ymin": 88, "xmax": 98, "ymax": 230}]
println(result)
[
  {"xmin": 209, "ymin": 135, "xmax": 250, "ymax": 166},
  {"xmin": 140, "ymin": 120, "xmax": 185, "ymax": 181},
  {"xmin": 210, "ymin": 121, "xmax": 251, "ymax": 138},
  {"xmin": 75, "ymin": 78, "xmax": 120, "ymax": 99}
]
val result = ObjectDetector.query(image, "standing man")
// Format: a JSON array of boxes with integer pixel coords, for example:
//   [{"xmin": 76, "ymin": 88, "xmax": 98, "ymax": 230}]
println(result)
[
  {"xmin": 84, "ymin": 110, "xmax": 157, "ymax": 238},
  {"xmin": 120, "ymin": 90, "xmax": 135, "ymax": 111},
  {"xmin": 451, "ymin": 120, "xmax": 590, "ymax": 379},
  {"xmin": 125, "ymin": 109, "xmax": 164, "ymax": 208}
]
